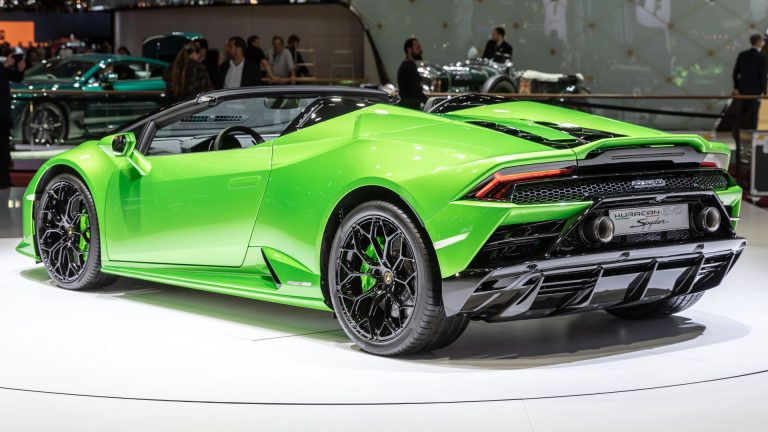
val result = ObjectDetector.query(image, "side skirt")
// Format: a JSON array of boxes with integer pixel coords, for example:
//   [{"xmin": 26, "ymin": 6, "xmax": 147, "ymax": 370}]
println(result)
[
  {"xmin": 101, "ymin": 247, "xmax": 331, "ymax": 312},
  {"xmin": 101, "ymin": 265, "xmax": 331, "ymax": 311}
]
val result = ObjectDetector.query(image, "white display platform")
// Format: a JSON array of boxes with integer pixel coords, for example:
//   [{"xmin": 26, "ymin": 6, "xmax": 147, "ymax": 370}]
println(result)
[{"xmin": 1, "ymin": 205, "xmax": 767, "ymax": 431}]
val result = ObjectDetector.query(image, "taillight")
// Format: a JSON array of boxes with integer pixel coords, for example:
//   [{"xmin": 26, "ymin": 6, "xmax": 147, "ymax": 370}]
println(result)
[
  {"xmin": 473, "ymin": 167, "xmax": 575, "ymax": 200},
  {"xmin": 700, "ymin": 153, "xmax": 728, "ymax": 169}
]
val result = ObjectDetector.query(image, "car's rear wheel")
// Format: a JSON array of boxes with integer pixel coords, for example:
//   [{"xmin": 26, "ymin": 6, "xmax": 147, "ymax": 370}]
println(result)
[
  {"xmin": 23, "ymin": 102, "xmax": 68, "ymax": 146},
  {"xmin": 36, "ymin": 173, "xmax": 116, "ymax": 290},
  {"xmin": 328, "ymin": 201, "xmax": 467, "ymax": 356},
  {"xmin": 424, "ymin": 312, "xmax": 470, "ymax": 351},
  {"xmin": 606, "ymin": 292, "xmax": 705, "ymax": 320}
]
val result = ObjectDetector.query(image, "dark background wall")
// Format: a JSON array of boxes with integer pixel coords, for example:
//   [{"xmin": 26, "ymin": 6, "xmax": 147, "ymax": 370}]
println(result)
[{"xmin": 0, "ymin": 11, "xmax": 112, "ymax": 42}]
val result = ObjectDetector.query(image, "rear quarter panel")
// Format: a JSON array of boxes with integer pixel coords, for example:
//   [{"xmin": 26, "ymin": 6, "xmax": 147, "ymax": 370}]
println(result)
[{"xmin": 250, "ymin": 105, "xmax": 578, "ymax": 278}]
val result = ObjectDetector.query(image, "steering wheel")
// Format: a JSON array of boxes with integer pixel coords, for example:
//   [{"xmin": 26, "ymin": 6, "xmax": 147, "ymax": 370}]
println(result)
[{"xmin": 211, "ymin": 126, "xmax": 265, "ymax": 152}]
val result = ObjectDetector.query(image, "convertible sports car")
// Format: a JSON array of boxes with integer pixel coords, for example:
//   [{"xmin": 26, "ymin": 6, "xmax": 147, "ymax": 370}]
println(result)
[{"xmin": 16, "ymin": 87, "xmax": 745, "ymax": 356}]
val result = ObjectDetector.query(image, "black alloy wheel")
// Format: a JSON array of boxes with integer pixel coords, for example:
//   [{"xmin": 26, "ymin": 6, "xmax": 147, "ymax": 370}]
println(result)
[
  {"xmin": 24, "ymin": 102, "xmax": 67, "ymax": 146},
  {"xmin": 334, "ymin": 214, "xmax": 418, "ymax": 342},
  {"xmin": 36, "ymin": 173, "xmax": 115, "ymax": 290},
  {"xmin": 328, "ymin": 201, "xmax": 468, "ymax": 356}
]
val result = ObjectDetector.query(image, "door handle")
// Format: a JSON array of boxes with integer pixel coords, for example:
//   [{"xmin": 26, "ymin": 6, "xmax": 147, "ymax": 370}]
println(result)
[{"xmin": 228, "ymin": 176, "xmax": 262, "ymax": 189}]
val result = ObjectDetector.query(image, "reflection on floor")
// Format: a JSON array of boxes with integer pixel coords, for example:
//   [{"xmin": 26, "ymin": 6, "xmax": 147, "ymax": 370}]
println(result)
[
  {"xmin": 1, "ymin": 197, "xmax": 767, "ymax": 431},
  {"xmin": 33, "ymin": 269, "xmax": 726, "ymax": 366},
  {"xmin": 0, "ymin": 187, "xmax": 23, "ymax": 238}
]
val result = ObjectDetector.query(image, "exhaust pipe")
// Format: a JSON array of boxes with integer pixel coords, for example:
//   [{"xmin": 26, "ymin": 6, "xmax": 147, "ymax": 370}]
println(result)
[
  {"xmin": 582, "ymin": 215, "xmax": 615, "ymax": 244},
  {"xmin": 695, "ymin": 207, "xmax": 721, "ymax": 233}
]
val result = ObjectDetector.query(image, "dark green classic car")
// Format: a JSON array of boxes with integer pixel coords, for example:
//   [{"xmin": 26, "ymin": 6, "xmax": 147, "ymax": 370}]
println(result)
[{"xmin": 11, "ymin": 54, "xmax": 168, "ymax": 146}]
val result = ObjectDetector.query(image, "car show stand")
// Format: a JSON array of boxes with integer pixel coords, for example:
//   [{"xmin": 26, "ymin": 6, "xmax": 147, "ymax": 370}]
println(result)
[{"xmin": 0, "ymin": 204, "xmax": 767, "ymax": 431}]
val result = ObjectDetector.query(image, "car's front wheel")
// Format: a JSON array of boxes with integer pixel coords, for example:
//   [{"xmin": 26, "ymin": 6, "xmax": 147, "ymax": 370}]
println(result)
[
  {"xmin": 328, "ymin": 201, "xmax": 467, "ymax": 356},
  {"xmin": 36, "ymin": 173, "xmax": 116, "ymax": 290}
]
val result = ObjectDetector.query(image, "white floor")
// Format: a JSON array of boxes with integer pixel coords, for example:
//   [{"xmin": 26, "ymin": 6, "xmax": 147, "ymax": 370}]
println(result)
[{"xmin": 1, "ymin": 206, "xmax": 768, "ymax": 431}]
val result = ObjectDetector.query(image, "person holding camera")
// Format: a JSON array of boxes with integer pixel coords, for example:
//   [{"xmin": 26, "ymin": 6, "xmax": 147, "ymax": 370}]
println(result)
[{"xmin": 1, "ymin": 54, "xmax": 26, "ymax": 189}]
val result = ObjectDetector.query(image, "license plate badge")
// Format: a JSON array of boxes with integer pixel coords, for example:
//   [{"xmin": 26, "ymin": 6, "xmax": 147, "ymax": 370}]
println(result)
[{"xmin": 608, "ymin": 204, "xmax": 689, "ymax": 235}]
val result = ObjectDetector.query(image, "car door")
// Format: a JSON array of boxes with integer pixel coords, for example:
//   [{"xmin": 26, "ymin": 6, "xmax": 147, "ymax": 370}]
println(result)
[{"xmin": 103, "ymin": 97, "xmax": 282, "ymax": 267}]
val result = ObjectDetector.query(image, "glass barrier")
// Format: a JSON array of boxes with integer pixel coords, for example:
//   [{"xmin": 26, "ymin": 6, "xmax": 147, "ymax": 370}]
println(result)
[{"xmin": 10, "ymin": 89, "xmax": 165, "ymax": 148}]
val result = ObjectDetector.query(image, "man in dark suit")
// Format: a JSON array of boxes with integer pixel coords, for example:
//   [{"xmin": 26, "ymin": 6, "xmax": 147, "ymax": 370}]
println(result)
[
  {"xmin": 397, "ymin": 37, "xmax": 427, "ymax": 110},
  {"xmin": 482, "ymin": 27, "xmax": 513, "ymax": 63},
  {"xmin": 733, "ymin": 34, "xmax": 767, "ymax": 130},
  {"xmin": 1, "ymin": 55, "xmax": 25, "ymax": 189},
  {"xmin": 216, "ymin": 36, "xmax": 262, "ymax": 89}
]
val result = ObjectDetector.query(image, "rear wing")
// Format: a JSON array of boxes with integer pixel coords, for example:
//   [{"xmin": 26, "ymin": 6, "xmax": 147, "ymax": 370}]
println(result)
[
  {"xmin": 573, "ymin": 135, "xmax": 730, "ymax": 172},
  {"xmin": 574, "ymin": 134, "xmax": 729, "ymax": 158}
]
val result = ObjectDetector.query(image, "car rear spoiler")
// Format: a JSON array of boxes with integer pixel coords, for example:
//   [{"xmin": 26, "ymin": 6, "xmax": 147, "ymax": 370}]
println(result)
[
  {"xmin": 573, "ymin": 135, "xmax": 731, "ymax": 171},
  {"xmin": 575, "ymin": 134, "xmax": 728, "ymax": 157}
]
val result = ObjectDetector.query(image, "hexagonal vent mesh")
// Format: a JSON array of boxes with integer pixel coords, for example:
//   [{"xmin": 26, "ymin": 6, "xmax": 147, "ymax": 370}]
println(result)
[{"xmin": 511, "ymin": 171, "xmax": 729, "ymax": 204}]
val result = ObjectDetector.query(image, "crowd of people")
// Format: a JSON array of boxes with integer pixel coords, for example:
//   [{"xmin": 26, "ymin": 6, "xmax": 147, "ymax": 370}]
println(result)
[
  {"xmin": 0, "ymin": 39, "xmax": 128, "ymax": 70},
  {"xmin": 163, "ymin": 34, "xmax": 312, "ymax": 102},
  {"xmin": 0, "ymin": 33, "xmax": 313, "ymax": 105}
]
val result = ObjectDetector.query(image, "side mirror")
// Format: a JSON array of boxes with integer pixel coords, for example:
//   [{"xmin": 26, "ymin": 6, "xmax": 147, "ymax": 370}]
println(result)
[
  {"xmin": 111, "ymin": 132, "xmax": 136, "ymax": 156},
  {"xmin": 104, "ymin": 132, "xmax": 151, "ymax": 176}
]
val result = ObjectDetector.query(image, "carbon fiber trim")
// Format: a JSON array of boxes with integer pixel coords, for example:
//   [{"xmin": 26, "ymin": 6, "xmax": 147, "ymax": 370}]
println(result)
[{"xmin": 442, "ymin": 238, "xmax": 745, "ymax": 321}]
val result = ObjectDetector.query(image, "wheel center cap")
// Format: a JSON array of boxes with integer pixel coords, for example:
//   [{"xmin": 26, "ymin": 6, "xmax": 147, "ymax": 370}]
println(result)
[
  {"xmin": 66, "ymin": 226, "xmax": 74, "ymax": 238},
  {"xmin": 383, "ymin": 270, "xmax": 394, "ymax": 285}
]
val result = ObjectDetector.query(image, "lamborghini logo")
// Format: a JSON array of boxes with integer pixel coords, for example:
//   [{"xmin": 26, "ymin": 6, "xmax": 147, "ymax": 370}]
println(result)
[{"xmin": 631, "ymin": 179, "xmax": 666, "ymax": 189}]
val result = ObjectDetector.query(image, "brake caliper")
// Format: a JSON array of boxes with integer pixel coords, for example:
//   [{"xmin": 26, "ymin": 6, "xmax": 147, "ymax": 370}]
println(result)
[{"xmin": 360, "ymin": 237, "xmax": 385, "ymax": 292}]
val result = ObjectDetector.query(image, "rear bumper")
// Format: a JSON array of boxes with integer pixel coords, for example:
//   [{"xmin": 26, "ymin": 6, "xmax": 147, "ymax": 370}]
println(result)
[{"xmin": 442, "ymin": 237, "xmax": 746, "ymax": 321}]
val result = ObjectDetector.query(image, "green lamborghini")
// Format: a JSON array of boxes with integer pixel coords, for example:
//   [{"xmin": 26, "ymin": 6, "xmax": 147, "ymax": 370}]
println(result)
[{"xmin": 16, "ymin": 87, "xmax": 745, "ymax": 356}]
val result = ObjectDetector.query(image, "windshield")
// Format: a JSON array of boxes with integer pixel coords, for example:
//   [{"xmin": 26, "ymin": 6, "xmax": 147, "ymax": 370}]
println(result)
[
  {"xmin": 25, "ymin": 58, "xmax": 97, "ymax": 81},
  {"xmin": 154, "ymin": 96, "xmax": 316, "ymax": 139},
  {"xmin": 147, "ymin": 96, "xmax": 316, "ymax": 156}
]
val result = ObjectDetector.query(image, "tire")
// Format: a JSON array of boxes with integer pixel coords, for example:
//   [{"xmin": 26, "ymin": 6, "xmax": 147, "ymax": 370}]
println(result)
[
  {"xmin": 480, "ymin": 76, "xmax": 518, "ymax": 94},
  {"xmin": 424, "ymin": 314, "xmax": 470, "ymax": 351},
  {"xmin": 606, "ymin": 292, "xmax": 705, "ymax": 320},
  {"xmin": 328, "ymin": 201, "xmax": 467, "ymax": 356},
  {"xmin": 23, "ymin": 102, "xmax": 68, "ymax": 146},
  {"xmin": 490, "ymin": 80, "xmax": 517, "ymax": 93},
  {"xmin": 36, "ymin": 173, "xmax": 116, "ymax": 290}
]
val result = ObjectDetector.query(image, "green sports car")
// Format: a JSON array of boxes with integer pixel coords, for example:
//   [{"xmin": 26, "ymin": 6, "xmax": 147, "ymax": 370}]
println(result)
[{"xmin": 16, "ymin": 87, "xmax": 745, "ymax": 356}]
